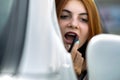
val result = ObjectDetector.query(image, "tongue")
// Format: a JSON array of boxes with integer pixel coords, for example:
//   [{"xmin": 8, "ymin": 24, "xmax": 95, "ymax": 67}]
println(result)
[{"xmin": 66, "ymin": 35, "xmax": 75, "ymax": 43}]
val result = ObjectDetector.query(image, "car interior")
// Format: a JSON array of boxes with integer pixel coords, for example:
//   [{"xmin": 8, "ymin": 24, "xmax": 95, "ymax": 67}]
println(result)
[{"xmin": 0, "ymin": 0, "xmax": 120, "ymax": 80}]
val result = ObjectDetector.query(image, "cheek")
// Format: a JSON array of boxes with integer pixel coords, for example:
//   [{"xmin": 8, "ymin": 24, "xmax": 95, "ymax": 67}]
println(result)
[
  {"xmin": 83, "ymin": 26, "xmax": 89, "ymax": 40},
  {"xmin": 79, "ymin": 26, "xmax": 89, "ymax": 47},
  {"xmin": 59, "ymin": 20, "xmax": 66, "ymax": 28},
  {"xmin": 58, "ymin": 21, "xmax": 67, "ymax": 32},
  {"xmin": 58, "ymin": 21, "xmax": 65, "ymax": 36},
  {"xmin": 82, "ymin": 24, "xmax": 89, "ymax": 36}
]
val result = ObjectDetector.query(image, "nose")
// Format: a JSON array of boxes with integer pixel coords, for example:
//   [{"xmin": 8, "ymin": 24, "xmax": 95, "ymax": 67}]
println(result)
[{"xmin": 69, "ymin": 18, "xmax": 79, "ymax": 29}]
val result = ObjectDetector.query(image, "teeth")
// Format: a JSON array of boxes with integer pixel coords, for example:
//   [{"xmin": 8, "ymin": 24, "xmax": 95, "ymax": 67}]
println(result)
[
  {"xmin": 68, "ymin": 33, "xmax": 76, "ymax": 36},
  {"xmin": 68, "ymin": 44, "xmax": 71, "ymax": 49},
  {"xmin": 66, "ymin": 44, "xmax": 71, "ymax": 51},
  {"xmin": 65, "ymin": 44, "xmax": 71, "ymax": 51}
]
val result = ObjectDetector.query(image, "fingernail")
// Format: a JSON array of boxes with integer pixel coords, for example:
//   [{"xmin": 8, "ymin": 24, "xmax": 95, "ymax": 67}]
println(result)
[{"xmin": 75, "ymin": 40, "xmax": 80, "ymax": 44}]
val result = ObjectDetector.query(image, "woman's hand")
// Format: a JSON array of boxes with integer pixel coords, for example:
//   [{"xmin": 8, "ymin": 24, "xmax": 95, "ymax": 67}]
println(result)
[{"xmin": 71, "ymin": 41, "xmax": 84, "ymax": 75}]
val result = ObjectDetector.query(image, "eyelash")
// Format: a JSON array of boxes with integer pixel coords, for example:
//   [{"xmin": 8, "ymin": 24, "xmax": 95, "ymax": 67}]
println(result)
[
  {"xmin": 80, "ymin": 18, "xmax": 88, "ymax": 23},
  {"xmin": 60, "ymin": 15, "xmax": 70, "ymax": 20},
  {"xmin": 60, "ymin": 15, "xmax": 88, "ymax": 23}
]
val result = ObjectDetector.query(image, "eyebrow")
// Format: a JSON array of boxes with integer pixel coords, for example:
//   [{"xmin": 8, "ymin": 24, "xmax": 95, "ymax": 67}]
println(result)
[
  {"xmin": 79, "ymin": 13, "xmax": 88, "ymax": 16},
  {"xmin": 62, "ymin": 9, "xmax": 71, "ymax": 14},
  {"xmin": 62, "ymin": 9, "xmax": 88, "ymax": 16}
]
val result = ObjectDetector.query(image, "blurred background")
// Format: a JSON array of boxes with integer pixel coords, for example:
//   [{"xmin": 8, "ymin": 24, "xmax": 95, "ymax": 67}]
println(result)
[
  {"xmin": 0, "ymin": 0, "xmax": 120, "ymax": 72},
  {"xmin": 0, "ymin": 0, "xmax": 120, "ymax": 35},
  {"xmin": 0, "ymin": 0, "xmax": 120, "ymax": 79},
  {"xmin": 95, "ymin": 0, "xmax": 120, "ymax": 34}
]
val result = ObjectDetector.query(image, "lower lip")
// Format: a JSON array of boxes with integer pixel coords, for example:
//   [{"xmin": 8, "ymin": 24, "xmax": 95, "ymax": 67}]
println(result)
[{"xmin": 64, "ymin": 38, "xmax": 73, "ymax": 44}]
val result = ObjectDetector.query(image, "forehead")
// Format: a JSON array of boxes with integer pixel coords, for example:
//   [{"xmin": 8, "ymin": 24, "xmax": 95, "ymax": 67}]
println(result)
[{"xmin": 63, "ymin": 0, "xmax": 87, "ymax": 13}]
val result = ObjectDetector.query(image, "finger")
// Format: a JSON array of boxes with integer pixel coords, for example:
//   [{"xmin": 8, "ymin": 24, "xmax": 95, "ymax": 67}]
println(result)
[
  {"xmin": 71, "ymin": 40, "xmax": 80, "ymax": 60},
  {"xmin": 74, "ymin": 52, "xmax": 83, "ymax": 66},
  {"xmin": 74, "ymin": 52, "xmax": 84, "ymax": 75}
]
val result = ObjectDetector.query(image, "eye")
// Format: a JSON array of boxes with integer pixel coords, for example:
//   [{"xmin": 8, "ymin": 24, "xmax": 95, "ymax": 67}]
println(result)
[
  {"xmin": 60, "ymin": 15, "xmax": 68, "ymax": 19},
  {"xmin": 80, "ymin": 18, "xmax": 88, "ymax": 23},
  {"xmin": 60, "ymin": 15, "xmax": 71, "ymax": 20}
]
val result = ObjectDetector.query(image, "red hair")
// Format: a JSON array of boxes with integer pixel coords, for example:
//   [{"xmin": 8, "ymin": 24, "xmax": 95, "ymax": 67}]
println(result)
[{"xmin": 55, "ymin": 0, "xmax": 102, "ymax": 40}]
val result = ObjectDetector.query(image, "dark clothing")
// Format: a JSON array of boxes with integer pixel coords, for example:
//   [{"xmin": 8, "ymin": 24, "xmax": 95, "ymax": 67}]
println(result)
[{"xmin": 77, "ymin": 41, "xmax": 88, "ymax": 80}]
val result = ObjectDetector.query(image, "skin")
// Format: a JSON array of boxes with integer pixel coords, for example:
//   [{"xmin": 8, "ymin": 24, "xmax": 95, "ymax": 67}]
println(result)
[{"xmin": 58, "ymin": 0, "xmax": 89, "ymax": 75}]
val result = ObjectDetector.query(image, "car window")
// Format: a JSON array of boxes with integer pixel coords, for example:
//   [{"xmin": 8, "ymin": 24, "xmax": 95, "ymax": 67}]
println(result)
[
  {"xmin": 95, "ymin": 0, "xmax": 120, "ymax": 35},
  {"xmin": 0, "ymin": 0, "xmax": 14, "ymax": 34},
  {"xmin": 0, "ymin": 0, "xmax": 14, "ymax": 71},
  {"xmin": 0, "ymin": 0, "xmax": 29, "ymax": 74}
]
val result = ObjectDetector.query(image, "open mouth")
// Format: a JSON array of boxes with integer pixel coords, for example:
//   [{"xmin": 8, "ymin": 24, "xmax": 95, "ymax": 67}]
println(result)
[{"xmin": 64, "ymin": 32, "xmax": 78, "ymax": 44}]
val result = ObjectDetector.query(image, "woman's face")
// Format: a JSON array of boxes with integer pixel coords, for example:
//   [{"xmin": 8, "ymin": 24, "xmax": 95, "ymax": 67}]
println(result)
[{"xmin": 58, "ymin": 0, "xmax": 89, "ymax": 51}]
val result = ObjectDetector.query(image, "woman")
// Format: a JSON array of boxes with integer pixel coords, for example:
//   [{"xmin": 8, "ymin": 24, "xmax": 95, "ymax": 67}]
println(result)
[{"xmin": 55, "ymin": 0, "xmax": 102, "ymax": 80}]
